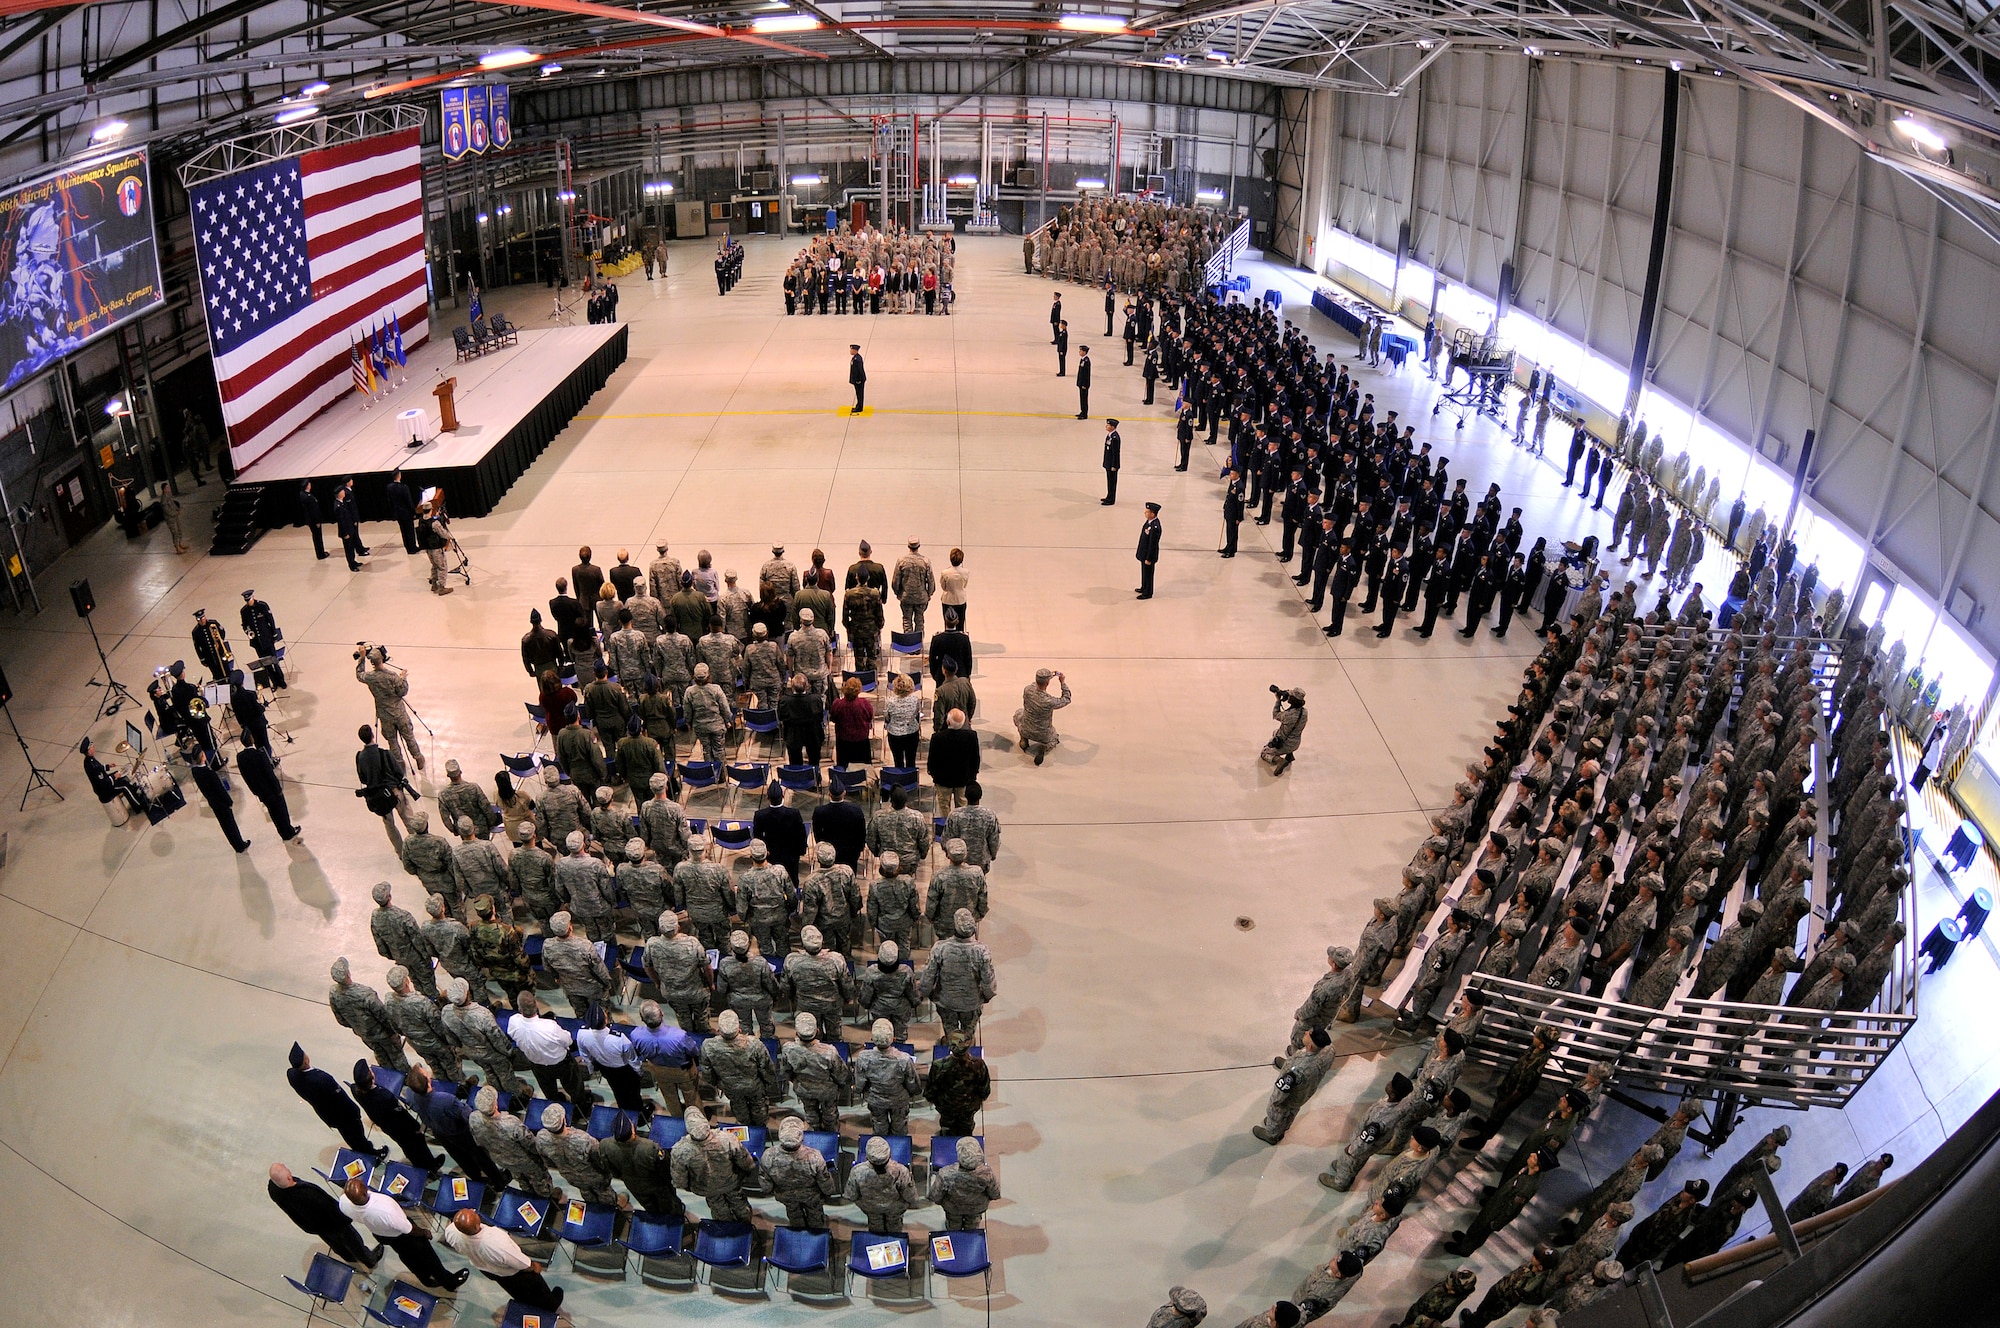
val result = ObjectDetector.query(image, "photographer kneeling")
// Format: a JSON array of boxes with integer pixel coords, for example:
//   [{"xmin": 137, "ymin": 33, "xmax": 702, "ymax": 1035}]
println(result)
[{"xmin": 1261, "ymin": 686, "xmax": 1308, "ymax": 776}]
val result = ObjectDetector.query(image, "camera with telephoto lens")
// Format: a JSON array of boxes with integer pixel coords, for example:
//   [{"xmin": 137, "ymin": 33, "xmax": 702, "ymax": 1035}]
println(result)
[
  {"xmin": 353, "ymin": 641, "xmax": 390, "ymax": 663},
  {"xmin": 1270, "ymin": 684, "xmax": 1284, "ymax": 695}
]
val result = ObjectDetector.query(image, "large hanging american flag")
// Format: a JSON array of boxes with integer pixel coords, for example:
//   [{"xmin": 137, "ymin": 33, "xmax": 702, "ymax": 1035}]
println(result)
[{"xmin": 190, "ymin": 128, "xmax": 428, "ymax": 467}]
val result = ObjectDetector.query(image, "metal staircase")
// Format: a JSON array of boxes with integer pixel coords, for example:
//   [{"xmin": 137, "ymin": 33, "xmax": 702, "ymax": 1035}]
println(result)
[{"xmin": 209, "ymin": 484, "xmax": 268, "ymax": 555}]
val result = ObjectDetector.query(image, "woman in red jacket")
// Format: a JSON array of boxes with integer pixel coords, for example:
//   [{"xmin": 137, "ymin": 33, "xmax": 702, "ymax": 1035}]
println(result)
[{"xmin": 830, "ymin": 674, "xmax": 876, "ymax": 767}]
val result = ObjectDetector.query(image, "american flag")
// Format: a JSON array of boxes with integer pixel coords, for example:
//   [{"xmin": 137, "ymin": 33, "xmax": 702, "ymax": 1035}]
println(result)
[{"xmin": 191, "ymin": 129, "xmax": 428, "ymax": 467}]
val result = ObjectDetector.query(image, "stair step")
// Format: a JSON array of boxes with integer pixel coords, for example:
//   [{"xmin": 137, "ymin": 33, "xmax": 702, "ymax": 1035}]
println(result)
[{"xmin": 209, "ymin": 484, "xmax": 268, "ymax": 556}]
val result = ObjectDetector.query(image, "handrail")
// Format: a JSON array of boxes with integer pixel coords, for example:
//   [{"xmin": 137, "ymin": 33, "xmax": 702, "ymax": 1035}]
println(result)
[
  {"xmin": 1204, "ymin": 216, "xmax": 1250, "ymax": 286},
  {"xmin": 1879, "ymin": 717, "xmax": 1923, "ymax": 1018},
  {"xmin": 1682, "ymin": 1182, "xmax": 1894, "ymax": 1283}
]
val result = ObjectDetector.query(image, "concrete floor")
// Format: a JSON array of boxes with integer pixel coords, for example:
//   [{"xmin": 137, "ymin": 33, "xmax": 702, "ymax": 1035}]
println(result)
[{"xmin": 0, "ymin": 236, "xmax": 1992, "ymax": 1327}]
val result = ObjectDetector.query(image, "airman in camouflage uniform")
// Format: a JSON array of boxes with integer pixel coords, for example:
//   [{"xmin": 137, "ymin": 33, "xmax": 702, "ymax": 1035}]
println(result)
[
  {"xmin": 784, "ymin": 926, "xmax": 852, "ymax": 1035},
  {"xmin": 400, "ymin": 810, "xmax": 462, "ymax": 912},
  {"xmin": 470, "ymin": 1086, "xmax": 555, "ymax": 1197},
  {"xmin": 925, "ymin": 839, "xmax": 989, "ymax": 930},
  {"xmin": 867, "ymin": 852, "xmax": 919, "ymax": 951},
  {"xmin": 436, "ymin": 760, "xmax": 495, "ymax": 840},
  {"xmin": 536, "ymin": 1103, "xmax": 617, "ymax": 1203},
  {"xmin": 854, "ymin": 1018, "xmax": 922, "ymax": 1135},
  {"xmin": 1284, "ymin": 946, "xmax": 1356, "ymax": 1056},
  {"xmin": 640, "ymin": 775, "xmax": 691, "ymax": 868},
  {"xmin": 542, "ymin": 911, "xmax": 615, "ymax": 1016},
  {"xmin": 859, "ymin": 940, "xmax": 920, "ymax": 1041},
  {"xmin": 422, "ymin": 894, "xmax": 480, "ymax": 982},
  {"xmin": 555, "ymin": 833, "xmax": 618, "ymax": 947},
  {"xmin": 742, "ymin": 625, "xmax": 785, "ymax": 705},
  {"xmin": 683, "ymin": 664, "xmax": 734, "ymax": 766},
  {"xmin": 892, "ymin": 542, "xmax": 935, "ymax": 634},
  {"xmin": 781, "ymin": 1011, "xmax": 852, "ymax": 1132},
  {"xmin": 1254, "ymin": 1030, "xmax": 1336, "ymax": 1144},
  {"xmin": 329, "ymin": 956, "xmax": 409, "ymax": 1071},
  {"xmin": 643, "ymin": 913, "xmax": 712, "ymax": 1033},
  {"xmin": 944, "ymin": 788, "xmax": 1001, "ymax": 870},
  {"xmin": 929, "ymin": 1135, "xmax": 1000, "ymax": 1228},
  {"xmin": 370, "ymin": 881, "xmax": 438, "ymax": 999},
  {"xmin": 1319, "ymin": 1073, "xmax": 1411, "ymax": 1191},
  {"xmin": 737, "ymin": 841, "xmax": 797, "ymax": 958},
  {"xmin": 922, "ymin": 909, "xmax": 996, "ymax": 1036},
  {"xmin": 675, "ymin": 852, "xmax": 736, "ymax": 951},
  {"xmin": 785, "ymin": 610, "xmax": 832, "ymax": 698},
  {"xmin": 717, "ymin": 931, "xmax": 781, "ymax": 1037},
  {"xmin": 618, "ymin": 839, "xmax": 670, "ymax": 938},
  {"xmin": 533, "ymin": 766, "xmax": 590, "ymax": 850},
  {"xmin": 440, "ymin": 976, "xmax": 527, "ymax": 1095},
  {"xmin": 385, "ymin": 963, "xmax": 461, "ymax": 1075},
  {"xmin": 699, "ymin": 1009, "xmax": 778, "ymax": 1124},
  {"xmin": 801, "ymin": 844, "xmax": 863, "ymax": 958},
  {"xmin": 761, "ymin": 1116, "xmax": 837, "ymax": 1229},
  {"xmin": 845, "ymin": 1134, "xmax": 920, "ymax": 1233},
  {"xmin": 451, "ymin": 816, "xmax": 509, "ymax": 907},
  {"xmin": 508, "ymin": 823, "xmax": 558, "ymax": 924},
  {"xmin": 468, "ymin": 896, "xmax": 532, "ymax": 998},
  {"xmin": 355, "ymin": 648, "xmax": 424, "ymax": 770},
  {"xmin": 670, "ymin": 1108, "xmax": 757, "ymax": 1222},
  {"xmin": 868, "ymin": 791, "xmax": 932, "ymax": 876}
]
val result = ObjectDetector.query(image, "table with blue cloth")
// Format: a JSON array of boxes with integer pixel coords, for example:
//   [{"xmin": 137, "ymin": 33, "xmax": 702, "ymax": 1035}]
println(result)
[
  {"xmin": 1312, "ymin": 288, "xmax": 1365, "ymax": 335},
  {"xmin": 1381, "ymin": 333, "xmax": 1417, "ymax": 370}
]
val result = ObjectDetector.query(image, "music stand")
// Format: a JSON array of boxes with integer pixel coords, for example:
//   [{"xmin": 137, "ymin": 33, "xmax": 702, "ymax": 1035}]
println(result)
[
  {"xmin": 82, "ymin": 612, "xmax": 140, "ymax": 719},
  {"xmin": 4, "ymin": 698, "xmax": 61, "ymax": 811},
  {"xmin": 246, "ymin": 656, "xmax": 297, "ymax": 746}
]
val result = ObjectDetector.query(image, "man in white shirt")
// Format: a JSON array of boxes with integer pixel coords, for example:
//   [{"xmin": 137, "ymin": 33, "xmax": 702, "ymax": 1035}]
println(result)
[
  {"xmin": 338, "ymin": 1179, "xmax": 467, "ymax": 1290},
  {"xmin": 442, "ymin": 1209, "xmax": 564, "ymax": 1310},
  {"xmin": 507, "ymin": 991, "xmax": 592, "ymax": 1106}
]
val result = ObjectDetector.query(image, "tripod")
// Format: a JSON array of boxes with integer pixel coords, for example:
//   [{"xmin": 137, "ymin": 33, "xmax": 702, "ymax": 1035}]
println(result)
[
  {"xmin": 4, "ymin": 700, "xmax": 61, "ymax": 810},
  {"xmin": 83, "ymin": 613, "xmax": 141, "ymax": 719},
  {"xmin": 548, "ymin": 290, "xmax": 577, "ymax": 326}
]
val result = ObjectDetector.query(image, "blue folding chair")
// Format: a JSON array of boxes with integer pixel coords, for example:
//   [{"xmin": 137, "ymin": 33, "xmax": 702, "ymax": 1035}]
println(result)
[
  {"xmin": 777, "ymin": 763, "xmax": 820, "ymax": 798},
  {"xmin": 364, "ymin": 1281, "xmax": 438, "ymax": 1328},
  {"xmin": 842, "ymin": 669, "xmax": 878, "ymax": 693},
  {"xmin": 679, "ymin": 760, "xmax": 722, "ymax": 805},
  {"xmin": 855, "ymin": 1134, "xmax": 914, "ymax": 1167},
  {"xmin": 498, "ymin": 1301, "xmax": 560, "ymax": 1328},
  {"xmin": 369, "ymin": 1065, "xmax": 406, "ymax": 1102},
  {"xmin": 648, "ymin": 1113, "xmax": 688, "ymax": 1147},
  {"xmin": 319, "ymin": 1149, "xmax": 377, "ymax": 1188},
  {"xmin": 492, "ymin": 1188, "xmax": 555, "ymax": 1240},
  {"xmin": 587, "ymin": 1103, "xmax": 630, "ymax": 1139},
  {"xmin": 556, "ymin": 1198, "xmax": 621, "ymax": 1275},
  {"xmin": 692, "ymin": 1220, "xmax": 756, "ymax": 1284},
  {"xmin": 889, "ymin": 631, "xmax": 923, "ymax": 656},
  {"xmin": 725, "ymin": 762, "xmax": 770, "ymax": 810},
  {"xmin": 846, "ymin": 1231, "xmax": 917, "ymax": 1299},
  {"xmin": 879, "ymin": 767, "xmax": 919, "ymax": 801},
  {"xmin": 500, "ymin": 751, "xmax": 541, "ymax": 781},
  {"xmin": 522, "ymin": 932, "xmax": 545, "ymax": 974},
  {"xmin": 828, "ymin": 765, "xmax": 869, "ymax": 798},
  {"xmin": 741, "ymin": 709, "xmax": 781, "ymax": 756},
  {"xmin": 925, "ymin": 1229, "xmax": 992, "ymax": 1298},
  {"xmin": 712, "ymin": 819, "xmax": 755, "ymax": 854},
  {"xmin": 424, "ymin": 1174, "xmax": 484, "ymax": 1220},
  {"xmin": 621, "ymin": 1211, "xmax": 693, "ymax": 1288},
  {"xmin": 284, "ymin": 1251, "xmax": 358, "ymax": 1325},
  {"xmin": 928, "ymin": 1135, "xmax": 985, "ymax": 1172},
  {"xmin": 762, "ymin": 1226, "xmax": 835, "ymax": 1299},
  {"xmin": 524, "ymin": 1097, "xmax": 572, "ymax": 1132},
  {"xmin": 373, "ymin": 1162, "xmax": 429, "ymax": 1206},
  {"xmin": 803, "ymin": 1130, "xmax": 841, "ymax": 1161}
]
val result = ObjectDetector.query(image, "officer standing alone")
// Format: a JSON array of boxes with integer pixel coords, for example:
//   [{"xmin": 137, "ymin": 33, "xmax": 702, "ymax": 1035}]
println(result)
[
  {"xmin": 848, "ymin": 344, "xmax": 866, "ymax": 414},
  {"xmin": 1100, "ymin": 419, "xmax": 1121, "ymax": 505},
  {"xmin": 1136, "ymin": 502, "xmax": 1162, "ymax": 601}
]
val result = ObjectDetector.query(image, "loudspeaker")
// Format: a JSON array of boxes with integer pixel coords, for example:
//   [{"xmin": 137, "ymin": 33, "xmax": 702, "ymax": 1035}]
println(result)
[
  {"xmin": 0, "ymin": 661, "xmax": 10, "ymax": 707},
  {"xmin": 70, "ymin": 578, "xmax": 95, "ymax": 618}
]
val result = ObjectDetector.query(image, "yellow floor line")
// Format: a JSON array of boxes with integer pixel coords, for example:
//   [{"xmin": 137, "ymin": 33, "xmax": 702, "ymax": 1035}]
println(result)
[{"xmin": 577, "ymin": 405, "xmax": 1167, "ymax": 422}]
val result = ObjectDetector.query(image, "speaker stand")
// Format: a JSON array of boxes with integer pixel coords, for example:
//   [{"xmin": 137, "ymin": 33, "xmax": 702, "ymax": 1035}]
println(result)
[
  {"xmin": 4, "ymin": 702, "xmax": 61, "ymax": 811},
  {"xmin": 83, "ymin": 614, "xmax": 140, "ymax": 720}
]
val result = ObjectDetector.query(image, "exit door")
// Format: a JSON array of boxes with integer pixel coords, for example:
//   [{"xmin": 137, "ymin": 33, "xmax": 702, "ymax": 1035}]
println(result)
[
  {"xmin": 851, "ymin": 199, "xmax": 867, "ymax": 233},
  {"xmin": 50, "ymin": 467, "xmax": 94, "ymax": 546}
]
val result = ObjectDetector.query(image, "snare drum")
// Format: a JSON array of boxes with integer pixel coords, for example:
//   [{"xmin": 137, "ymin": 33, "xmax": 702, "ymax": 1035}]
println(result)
[{"xmin": 140, "ymin": 765, "xmax": 178, "ymax": 800}]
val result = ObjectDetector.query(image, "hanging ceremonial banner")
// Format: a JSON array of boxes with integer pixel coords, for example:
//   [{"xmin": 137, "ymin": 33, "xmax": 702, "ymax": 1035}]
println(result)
[
  {"xmin": 466, "ymin": 86, "xmax": 490, "ymax": 155},
  {"xmin": 489, "ymin": 85, "xmax": 513, "ymax": 150},
  {"xmin": 441, "ymin": 87, "xmax": 471, "ymax": 161}
]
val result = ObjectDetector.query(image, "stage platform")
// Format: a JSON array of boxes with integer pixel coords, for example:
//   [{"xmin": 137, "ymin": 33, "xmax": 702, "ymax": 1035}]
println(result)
[{"xmin": 236, "ymin": 320, "xmax": 628, "ymax": 525}]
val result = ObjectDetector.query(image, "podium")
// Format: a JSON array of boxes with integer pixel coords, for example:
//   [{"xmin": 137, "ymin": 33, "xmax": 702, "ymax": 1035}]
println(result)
[{"xmin": 433, "ymin": 376, "xmax": 459, "ymax": 433}]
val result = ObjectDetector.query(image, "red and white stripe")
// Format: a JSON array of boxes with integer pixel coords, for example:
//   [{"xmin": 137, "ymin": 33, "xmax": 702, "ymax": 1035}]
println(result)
[{"xmin": 214, "ymin": 128, "xmax": 430, "ymax": 468}]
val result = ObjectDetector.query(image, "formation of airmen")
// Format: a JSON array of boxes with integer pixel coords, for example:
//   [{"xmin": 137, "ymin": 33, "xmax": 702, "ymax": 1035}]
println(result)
[
  {"xmin": 1025, "ymin": 195, "xmax": 1227, "ymax": 294},
  {"xmin": 783, "ymin": 223, "xmax": 955, "ymax": 315}
]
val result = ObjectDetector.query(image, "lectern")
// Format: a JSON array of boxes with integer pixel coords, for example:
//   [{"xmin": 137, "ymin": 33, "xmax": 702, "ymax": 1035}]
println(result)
[{"xmin": 433, "ymin": 376, "xmax": 459, "ymax": 433}]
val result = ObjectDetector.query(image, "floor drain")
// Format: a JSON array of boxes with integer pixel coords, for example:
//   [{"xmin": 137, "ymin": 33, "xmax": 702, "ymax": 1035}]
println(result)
[{"xmin": 1235, "ymin": 916, "xmax": 1255, "ymax": 931}]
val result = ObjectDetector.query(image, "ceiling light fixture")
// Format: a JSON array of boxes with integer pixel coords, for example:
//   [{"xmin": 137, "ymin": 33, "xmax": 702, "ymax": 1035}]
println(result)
[
  {"xmin": 540, "ymin": 62, "xmax": 563, "ymax": 76},
  {"xmin": 1195, "ymin": 188, "xmax": 1225, "ymax": 201},
  {"xmin": 1075, "ymin": 177, "xmax": 1106, "ymax": 190},
  {"xmin": 1204, "ymin": 48, "xmax": 1230, "ymax": 61},
  {"xmin": 790, "ymin": 173, "xmax": 822, "ymax": 185},
  {"xmin": 947, "ymin": 174, "xmax": 977, "ymax": 185},
  {"xmin": 480, "ymin": 49, "xmax": 538, "ymax": 70},
  {"xmin": 751, "ymin": 13, "xmax": 820, "ymax": 33},
  {"xmin": 1059, "ymin": 13, "xmax": 1128, "ymax": 32},
  {"xmin": 1523, "ymin": 45, "xmax": 1541, "ymax": 56},
  {"xmin": 91, "ymin": 119, "xmax": 128, "ymax": 142},
  {"xmin": 1893, "ymin": 115, "xmax": 1948, "ymax": 152},
  {"xmin": 300, "ymin": 80, "xmax": 331, "ymax": 96},
  {"xmin": 275, "ymin": 104, "xmax": 320, "ymax": 124}
]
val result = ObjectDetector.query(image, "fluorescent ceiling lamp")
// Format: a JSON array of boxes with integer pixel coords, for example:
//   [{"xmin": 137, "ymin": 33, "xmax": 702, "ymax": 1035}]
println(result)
[
  {"xmin": 91, "ymin": 119, "xmax": 128, "ymax": 142},
  {"xmin": 1893, "ymin": 116, "xmax": 1948, "ymax": 152},
  {"xmin": 790, "ymin": 173, "xmax": 822, "ymax": 185},
  {"xmin": 1195, "ymin": 188, "xmax": 1225, "ymax": 201},
  {"xmin": 1075, "ymin": 177, "xmax": 1106, "ymax": 189},
  {"xmin": 477, "ymin": 212, "xmax": 490, "ymax": 223},
  {"xmin": 557, "ymin": 189, "xmax": 577, "ymax": 201},
  {"xmin": 540, "ymin": 63, "xmax": 563, "ymax": 76},
  {"xmin": 480, "ymin": 49, "xmax": 538, "ymax": 70},
  {"xmin": 300, "ymin": 80, "xmax": 331, "ymax": 96},
  {"xmin": 1059, "ymin": 13, "xmax": 1128, "ymax": 32},
  {"xmin": 947, "ymin": 174, "xmax": 978, "ymax": 185},
  {"xmin": 752, "ymin": 13, "xmax": 820, "ymax": 32},
  {"xmin": 105, "ymin": 397, "xmax": 127, "ymax": 416},
  {"xmin": 1203, "ymin": 48, "xmax": 1230, "ymax": 61},
  {"xmin": 275, "ymin": 104, "xmax": 320, "ymax": 124}
]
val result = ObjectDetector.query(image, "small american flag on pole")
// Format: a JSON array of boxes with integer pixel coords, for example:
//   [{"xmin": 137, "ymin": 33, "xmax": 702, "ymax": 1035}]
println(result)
[{"xmin": 191, "ymin": 128, "xmax": 428, "ymax": 467}]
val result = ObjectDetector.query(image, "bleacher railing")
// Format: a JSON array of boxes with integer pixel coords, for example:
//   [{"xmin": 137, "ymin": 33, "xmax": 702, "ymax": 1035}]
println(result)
[
  {"xmin": 1464, "ymin": 975, "xmax": 1916, "ymax": 1111},
  {"xmin": 1204, "ymin": 217, "xmax": 1251, "ymax": 286}
]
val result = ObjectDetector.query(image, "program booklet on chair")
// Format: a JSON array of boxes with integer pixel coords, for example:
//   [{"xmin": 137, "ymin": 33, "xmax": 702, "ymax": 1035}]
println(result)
[
  {"xmin": 866, "ymin": 1241, "xmax": 907, "ymax": 1273},
  {"xmin": 931, "ymin": 1236, "xmax": 955, "ymax": 1263}
]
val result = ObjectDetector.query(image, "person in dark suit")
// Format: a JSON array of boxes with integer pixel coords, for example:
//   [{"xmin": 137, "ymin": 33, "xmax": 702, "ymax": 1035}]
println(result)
[
  {"xmin": 1075, "ymin": 348, "xmax": 1092, "ymax": 419},
  {"xmin": 287, "ymin": 1043, "xmax": 383, "ymax": 1157},
  {"xmin": 186, "ymin": 741, "xmax": 250, "ymax": 852},
  {"xmin": 752, "ymin": 782, "xmax": 809, "ymax": 883},
  {"xmin": 570, "ymin": 547, "xmax": 605, "ymax": 609},
  {"xmin": 386, "ymin": 471, "xmax": 418, "ymax": 555},
  {"xmin": 299, "ymin": 480, "xmax": 328, "ymax": 561},
  {"xmin": 849, "ymin": 344, "xmax": 867, "ymax": 414},
  {"xmin": 1055, "ymin": 320, "xmax": 1069, "ymax": 376},
  {"xmin": 1136, "ymin": 502, "xmax": 1162, "ymax": 600},
  {"xmin": 333, "ymin": 482, "xmax": 365, "ymax": 570},
  {"xmin": 235, "ymin": 745, "xmax": 300, "ymax": 842},
  {"xmin": 1220, "ymin": 469, "xmax": 1245, "ymax": 558},
  {"xmin": 810, "ymin": 781, "xmax": 867, "ymax": 868},
  {"xmin": 351, "ymin": 1061, "xmax": 442, "ymax": 1169},
  {"xmin": 1049, "ymin": 292, "xmax": 1062, "ymax": 344},
  {"xmin": 268, "ymin": 1164, "xmax": 380, "ymax": 1266},
  {"xmin": 548, "ymin": 578, "xmax": 586, "ymax": 670},
  {"xmin": 1100, "ymin": 418, "xmax": 1121, "ymax": 505},
  {"xmin": 927, "ymin": 622, "xmax": 972, "ymax": 684}
]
